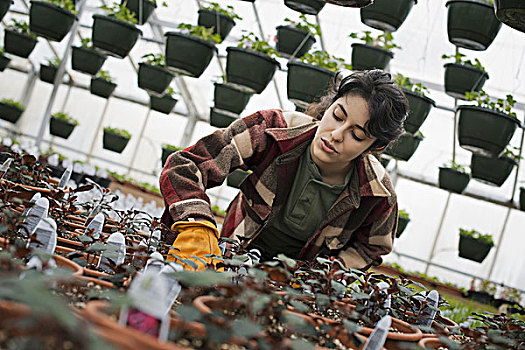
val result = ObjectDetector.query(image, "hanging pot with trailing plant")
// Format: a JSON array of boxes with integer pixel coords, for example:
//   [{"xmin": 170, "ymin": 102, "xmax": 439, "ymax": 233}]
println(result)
[
  {"xmin": 122, "ymin": 0, "xmax": 157, "ymax": 25},
  {"xmin": 458, "ymin": 228, "xmax": 494, "ymax": 263},
  {"xmin": 3, "ymin": 20, "xmax": 38, "ymax": 58},
  {"xmin": 360, "ymin": 0, "xmax": 416, "ymax": 32},
  {"xmin": 438, "ymin": 163, "xmax": 470, "ymax": 194},
  {"xmin": 446, "ymin": 0, "xmax": 502, "ymax": 51},
  {"xmin": 442, "ymin": 52, "xmax": 488, "ymax": 100},
  {"xmin": 49, "ymin": 112, "xmax": 78, "ymax": 139},
  {"xmin": 394, "ymin": 74, "xmax": 435, "ymax": 134},
  {"xmin": 470, "ymin": 152, "xmax": 517, "ymax": 187},
  {"xmin": 349, "ymin": 31, "xmax": 399, "ymax": 71},
  {"xmin": 39, "ymin": 58, "xmax": 61, "ymax": 84},
  {"xmin": 0, "ymin": 99, "xmax": 24, "ymax": 124},
  {"xmin": 214, "ymin": 82, "xmax": 252, "ymax": 114},
  {"xmin": 276, "ymin": 14, "xmax": 318, "ymax": 58},
  {"xmin": 209, "ymin": 107, "xmax": 238, "ymax": 128},
  {"xmin": 396, "ymin": 209, "xmax": 410, "ymax": 238},
  {"xmin": 197, "ymin": 2, "xmax": 240, "ymax": 41},
  {"xmin": 71, "ymin": 38, "xmax": 107, "ymax": 75},
  {"xmin": 161, "ymin": 144, "xmax": 181, "ymax": 166},
  {"xmin": 138, "ymin": 53, "xmax": 174, "ymax": 95},
  {"xmin": 103, "ymin": 127, "xmax": 131, "ymax": 153},
  {"xmin": 227, "ymin": 169, "xmax": 251, "ymax": 188},
  {"xmin": 29, "ymin": 0, "xmax": 77, "ymax": 42},
  {"xmin": 150, "ymin": 87, "xmax": 178, "ymax": 115},
  {"xmin": 90, "ymin": 70, "xmax": 117, "ymax": 98},
  {"xmin": 385, "ymin": 132, "xmax": 424, "ymax": 161},
  {"xmin": 495, "ymin": 0, "xmax": 525, "ymax": 33},
  {"xmin": 284, "ymin": 0, "xmax": 325, "ymax": 15}
]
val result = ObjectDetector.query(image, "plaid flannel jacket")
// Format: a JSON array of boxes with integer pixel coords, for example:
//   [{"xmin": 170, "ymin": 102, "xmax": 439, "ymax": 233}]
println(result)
[{"xmin": 160, "ymin": 109, "xmax": 398, "ymax": 269}]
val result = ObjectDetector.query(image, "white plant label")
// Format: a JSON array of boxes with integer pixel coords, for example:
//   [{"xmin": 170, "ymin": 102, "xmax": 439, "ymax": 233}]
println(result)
[
  {"xmin": 28, "ymin": 217, "xmax": 57, "ymax": 255},
  {"xmin": 417, "ymin": 290, "xmax": 439, "ymax": 327},
  {"xmin": 160, "ymin": 262, "xmax": 183, "ymax": 313},
  {"xmin": 58, "ymin": 165, "xmax": 72, "ymax": 189},
  {"xmin": 0, "ymin": 158, "xmax": 12, "ymax": 177},
  {"xmin": 85, "ymin": 213, "xmax": 105, "ymax": 239},
  {"xmin": 363, "ymin": 315, "xmax": 391, "ymax": 350},
  {"xmin": 98, "ymin": 232, "xmax": 126, "ymax": 273},
  {"xmin": 20, "ymin": 197, "xmax": 49, "ymax": 238},
  {"xmin": 22, "ymin": 192, "xmax": 41, "ymax": 217},
  {"xmin": 144, "ymin": 252, "xmax": 164, "ymax": 274}
]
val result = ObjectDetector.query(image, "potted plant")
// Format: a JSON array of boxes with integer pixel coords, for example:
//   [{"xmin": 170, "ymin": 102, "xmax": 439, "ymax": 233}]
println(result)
[
  {"xmin": 349, "ymin": 30, "xmax": 400, "ymax": 70},
  {"xmin": 284, "ymin": 0, "xmax": 325, "ymax": 15},
  {"xmin": 71, "ymin": 37, "xmax": 107, "ymax": 75},
  {"xmin": 385, "ymin": 131, "xmax": 424, "ymax": 161},
  {"xmin": 360, "ymin": 0, "xmax": 416, "ymax": 32},
  {"xmin": 458, "ymin": 90, "xmax": 520, "ymax": 157},
  {"xmin": 396, "ymin": 209, "xmax": 410, "ymax": 238},
  {"xmin": 214, "ymin": 78, "xmax": 252, "ymax": 115},
  {"xmin": 226, "ymin": 32, "xmax": 281, "ymax": 94},
  {"xmin": 3, "ymin": 19, "xmax": 38, "ymax": 58},
  {"xmin": 29, "ymin": 0, "xmax": 77, "ymax": 42},
  {"xmin": 103, "ymin": 127, "xmax": 131, "ymax": 153},
  {"xmin": 150, "ymin": 87, "xmax": 178, "ymax": 115},
  {"xmin": 276, "ymin": 14, "xmax": 319, "ymax": 58},
  {"xmin": 39, "ymin": 57, "xmax": 61, "ymax": 84},
  {"xmin": 0, "ymin": 46, "xmax": 11, "ymax": 71},
  {"xmin": 0, "ymin": 98, "xmax": 25, "ymax": 124},
  {"xmin": 138, "ymin": 53, "xmax": 174, "ymax": 95},
  {"xmin": 442, "ymin": 51, "xmax": 489, "ymax": 99},
  {"xmin": 209, "ymin": 107, "xmax": 239, "ymax": 128},
  {"xmin": 90, "ymin": 70, "xmax": 117, "ymax": 98},
  {"xmin": 0, "ymin": 0, "xmax": 13, "ymax": 22},
  {"xmin": 393, "ymin": 73, "xmax": 435, "ymax": 134},
  {"xmin": 459, "ymin": 228, "xmax": 494, "ymax": 263},
  {"xmin": 495, "ymin": 0, "xmax": 525, "ymax": 33},
  {"xmin": 161, "ymin": 143, "xmax": 181, "ymax": 166},
  {"xmin": 92, "ymin": 2, "xmax": 142, "ymax": 59},
  {"xmin": 198, "ymin": 2, "xmax": 241, "ymax": 42},
  {"xmin": 446, "ymin": 0, "xmax": 502, "ymax": 51},
  {"xmin": 122, "ymin": 0, "xmax": 164, "ymax": 25},
  {"xmin": 227, "ymin": 169, "xmax": 251, "ymax": 188},
  {"xmin": 470, "ymin": 146, "xmax": 519, "ymax": 187},
  {"xmin": 165, "ymin": 23, "xmax": 221, "ymax": 78},
  {"xmin": 439, "ymin": 161, "xmax": 470, "ymax": 194},
  {"xmin": 49, "ymin": 112, "xmax": 78, "ymax": 139}
]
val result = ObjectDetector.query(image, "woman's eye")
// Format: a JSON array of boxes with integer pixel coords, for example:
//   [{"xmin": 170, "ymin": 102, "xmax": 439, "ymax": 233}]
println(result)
[
  {"xmin": 352, "ymin": 132, "xmax": 364, "ymax": 142},
  {"xmin": 332, "ymin": 113, "xmax": 343, "ymax": 122}
]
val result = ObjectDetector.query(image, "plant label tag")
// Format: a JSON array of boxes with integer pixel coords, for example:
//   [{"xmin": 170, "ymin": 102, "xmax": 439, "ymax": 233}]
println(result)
[
  {"xmin": 28, "ymin": 217, "xmax": 57, "ymax": 255},
  {"xmin": 363, "ymin": 315, "xmax": 391, "ymax": 350},
  {"xmin": 219, "ymin": 242, "xmax": 227, "ymax": 255},
  {"xmin": 160, "ymin": 262, "xmax": 183, "ymax": 313},
  {"xmin": 416, "ymin": 290, "xmax": 439, "ymax": 327},
  {"xmin": 22, "ymin": 193, "xmax": 41, "ymax": 217},
  {"xmin": 20, "ymin": 197, "xmax": 49, "ymax": 238},
  {"xmin": 85, "ymin": 213, "xmax": 105, "ymax": 239},
  {"xmin": 98, "ymin": 232, "xmax": 126, "ymax": 273},
  {"xmin": 58, "ymin": 165, "xmax": 72, "ymax": 189},
  {"xmin": 144, "ymin": 252, "xmax": 164, "ymax": 274},
  {"xmin": 148, "ymin": 229, "xmax": 162, "ymax": 253},
  {"xmin": 0, "ymin": 158, "xmax": 12, "ymax": 177}
]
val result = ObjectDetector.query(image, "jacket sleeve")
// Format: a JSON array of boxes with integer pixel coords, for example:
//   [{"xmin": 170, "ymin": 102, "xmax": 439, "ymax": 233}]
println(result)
[{"xmin": 159, "ymin": 109, "xmax": 288, "ymax": 227}]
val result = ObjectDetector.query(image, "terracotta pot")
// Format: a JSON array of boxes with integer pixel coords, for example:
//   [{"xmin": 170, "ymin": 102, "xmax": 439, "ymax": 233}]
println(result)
[
  {"xmin": 54, "ymin": 254, "xmax": 83, "ymax": 277},
  {"xmin": 77, "ymin": 276, "xmax": 115, "ymax": 289},
  {"xmin": 405, "ymin": 310, "xmax": 457, "ymax": 338},
  {"xmin": 417, "ymin": 337, "xmax": 454, "ymax": 349}
]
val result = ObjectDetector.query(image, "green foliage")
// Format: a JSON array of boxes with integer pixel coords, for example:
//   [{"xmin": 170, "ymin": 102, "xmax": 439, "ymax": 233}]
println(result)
[
  {"xmin": 464, "ymin": 90, "xmax": 517, "ymax": 118},
  {"xmin": 141, "ymin": 53, "xmax": 166, "ymax": 66},
  {"xmin": 443, "ymin": 160, "xmax": 468, "ymax": 173},
  {"xmin": 478, "ymin": 280, "xmax": 497, "ymax": 294},
  {"xmin": 45, "ymin": 0, "xmax": 77, "ymax": 14},
  {"xmin": 45, "ymin": 57, "xmax": 61, "ymax": 68},
  {"xmin": 107, "ymin": 171, "xmax": 160, "ymax": 194},
  {"xmin": 201, "ymin": 2, "xmax": 242, "ymax": 20},
  {"xmin": 459, "ymin": 228, "xmax": 494, "ymax": 246},
  {"xmin": 441, "ymin": 52, "xmax": 486, "ymax": 72},
  {"xmin": 284, "ymin": 14, "xmax": 321, "ymax": 37},
  {"xmin": 96, "ymin": 70, "xmax": 115, "ymax": 83},
  {"xmin": 211, "ymin": 204, "xmax": 226, "ymax": 216},
  {"xmin": 393, "ymin": 73, "xmax": 430, "ymax": 96},
  {"xmin": 165, "ymin": 87, "xmax": 180, "ymax": 97},
  {"xmin": 398, "ymin": 209, "xmax": 409, "ymax": 220},
  {"xmin": 10, "ymin": 19, "xmax": 37, "ymax": 39},
  {"xmin": 51, "ymin": 112, "xmax": 79, "ymax": 126},
  {"xmin": 100, "ymin": 2, "xmax": 137, "ymax": 25},
  {"xmin": 177, "ymin": 23, "xmax": 222, "ymax": 44},
  {"xmin": 1, "ymin": 98, "xmax": 25, "ymax": 110},
  {"xmin": 104, "ymin": 126, "xmax": 131, "ymax": 139},
  {"xmin": 501, "ymin": 286, "xmax": 522, "ymax": 304},
  {"xmin": 299, "ymin": 50, "xmax": 352, "ymax": 72},
  {"xmin": 80, "ymin": 37, "xmax": 92, "ymax": 48},
  {"xmin": 349, "ymin": 30, "xmax": 401, "ymax": 51},
  {"xmin": 501, "ymin": 145, "xmax": 522, "ymax": 163},
  {"xmin": 238, "ymin": 32, "xmax": 280, "ymax": 58},
  {"xmin": 162, "ymin": 143, "xmax": 181, "ymax": 151}
]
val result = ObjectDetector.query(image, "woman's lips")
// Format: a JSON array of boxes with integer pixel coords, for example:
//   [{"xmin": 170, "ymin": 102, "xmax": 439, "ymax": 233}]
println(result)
[{"xmin": 321, "ymin": 139, "xmax": 337, "ymax": 154}]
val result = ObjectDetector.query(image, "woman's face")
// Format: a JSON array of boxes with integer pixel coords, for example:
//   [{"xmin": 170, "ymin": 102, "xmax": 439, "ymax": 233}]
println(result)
[{"xmin": 311, "ymin": 94, "xmax": 377, "ymax": 174}]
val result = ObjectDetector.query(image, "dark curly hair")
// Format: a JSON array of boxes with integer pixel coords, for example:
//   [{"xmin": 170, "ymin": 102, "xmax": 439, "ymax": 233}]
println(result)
[{"xmin": 305, "ymin": 70, "xmax": 409, "ymax": 151}]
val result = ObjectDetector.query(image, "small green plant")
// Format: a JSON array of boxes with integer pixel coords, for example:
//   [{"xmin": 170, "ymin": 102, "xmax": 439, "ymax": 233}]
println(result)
[
  {"xmin": 1, "ymin": 99, "xmax": 25, "ymax": 110},
  {"xmin": 398, "ymin": 209, "xmax": 409, "ymax": 220},
  {"xmin": 394, "ymin": 73, "xmax": 430, "ymax": 96},
  {"xmin": 162, "ymin": 143, "xmax": 181, "ymax": 151},
  {"xmin": 100, "ymin": 2, "xmax": 137, "ymax": 25},
  {"xmin": 284, "ymin": 14, "xmax": 321, "ymax": 37},
  {"xmin": 104, "ymin": 127, "xmax": 131, "ymax": 139},
  {"xmin": 164, "ymin": 87, "xmax": 180, "ymax": 97},
  {"xmin": 464, "ymin": 90, "xmax": 517, "ymax": 118},
  {"xmin": 151, "ymin": 0, "xmax": 168, "ymax": 7},
  {"xmin": 141, "ymin": 53, "xmax": 166, "ymax": 67},
  {"xmin": 96, "ymin": 70, "xmax": 115, "ymax": 83},
  {"xmin": 238, "ymin": 32, "xmax": 280, "ymax": 58},
  {"xmin": 349, "ymin": 30, "xmax": 401, "ymax": 51},
  {"xmin": 441, "ymin": 52, "xmax": 486, "ymax": 72},
  {"xmin": 211, "ymin": 204, "xmax": 226, "ymax": 216},
  {"xmin": 177, "ymin": 23, "xmax": 221, "ymax": 44},
  {"xmin": 478, "ymin": 280, "xmax": 497, "ymax": 295},
  {"xmin": 9, "ymin": 19, "xmax": 37, "ymax": 39},
  {"xmin": 299, "ymin": 50, "xmax": 351, "ymax": 71},
  {"xmin": 415, "ymin": 130, "xmax": 425, "ymax": 139},
  {"xmin": 45, "ymin": 57, "xmax": 61, "ymax": 68},
  {"xmin": 80, "ymin": 37, "xmax": 92, "ymax": 48},
  {"xmin": 501, "ymin": 145, "xmax": 522, "ymax": 162},
  {"xmin": 459, "ymin": 228, "xmax": 494, "ymax": 246},
  {"xmin": 45, "ymin": 0, "xmax": 77, "ymax": 14},
  {"xmin": 443, "ymin": 160, "xmax": 468, "ymax": 173},
  {"xmin": 501, "ymin": 286, "xmax": 522, "ymax": 304},
  {"xmin": 201, "ymin": 2, "xmax": 242, "ymax": 20},
  {"xmin": 51, "ymin": 112, "xmax": 79, "ymax": 126}
]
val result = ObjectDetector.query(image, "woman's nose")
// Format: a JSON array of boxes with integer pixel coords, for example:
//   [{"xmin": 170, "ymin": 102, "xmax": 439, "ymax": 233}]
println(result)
[{"xmin": 331, "ymin": 127, "xmax": 344, "ymax": 141}]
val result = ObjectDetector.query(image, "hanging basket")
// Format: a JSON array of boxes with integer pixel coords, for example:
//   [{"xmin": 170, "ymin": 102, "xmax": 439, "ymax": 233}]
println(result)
[
  {"xmin": 287, "ymin": 60, "xmax": 335, "ymax": 107},
  {"xmin": 470, "ymin": 153, "xmax": 516, "ymax": 187},
  {"xmin": 519, "ymin": 187, "xmax": 525, "ymax": 211},
  {"xmin": 0, "ymin": 52, "xmax": 11, "ymax": 72},
  {"xmin": 122, "ymin": 0, "xmax": 156, "ymax": 25},
  {"xmin": 226, "ymin": 47, "xmax": 280, "ymax": 94},
  {"xmin": 90, "ymin": 77, "xmax": 117, "ymax": 98},
  {"xmin": 495, "ymin": 0, "xmax": 525, "ymax": 33},
  {"xmin": 324, "ymin": 0, "xmax": 373, "ymax": 7},
  {"xmin": 50, "ymin": 117, "xmax": 76, "ymax": 139},
  {"xmin": 150, "ymin": 94, "xmax": 178, "ymax": 115},
  {"xmin": 137, "ymin": 63, "xmax": 174, "ymax": 96},
  {"xmin": 29, "ymin": 0, "xmax": 77, "ymax": 42},
  {"xmin": 438, "ymin": 167, "xmax": 470, "ymax": 194},
  {"xmin": 39, "ymin": 64, "xmax": 58, "ymax": 84},
  {"xmin": 384, "ymin": 133, "xmax": 423, "ymax": 161},
  {"xmin": 214, "ymin": 83, "xmax": 252, "ymax": 114},
  {"xmin": 396, "ymin": 217, "xmax": 410, "ymax": 238},
  {"xmin": 71, "ymin": 46, "xmax": 107, "ymax": 75},
  {"xmin": 103, "ymin": 131, "xmax": 130, "ymax": 153},
  {"xmin": 0, "ymin": 0, "xmax": 13, "ymax": 22},
  {"xmin": 3, "ymin": 29, "xmax": 38, "ymax": 58},
  {"xmin": 402, "ymin": 89, "xmax": 435, "ymax": 134},
  {"xmin": 0, "ymin": 102, "xmax": 23, "ymax": 124},
  {"xmin": 210, "ymin": 107, "xmax": 238, "ymax": 128},
  {"xmin": 360, "ymin": 0, "xmax": 416, "ymax": 31},
  {"xmin": 92, "ymin": 14, "xmax": 142, "ymax": 59},
  {"xmin": 227, "ymin": 169, "xmax": 251, "ymax": 188},
  {"xmin": 458, "ymin": 234, "xmax": 493, "ymax": 263},
  {"xmin": 457, "ymin": 105, "xmax": 520, "ymax": 157},
  {"xmin": 276, "ymin": 25, "xmax": 316, "ymax": 58},
  {"xmin": 198, "ymin": 9, "xmax": 236, "ymax": 41},
  {"xmin": 284, "ymin": 0, "xmax": 326, "ymax": 15},
  {"xmin": 165, "ymin": 32, "xmax": 217, "ymax": 78},
  {"xmin": 446, "ymin": 0, "xmax": 502, "ymax": 51},
  {"xmin": 443, "ymin": 63, "xmax": 488, "ymax": 100},
  {"xmin": 350, "ymin": 43, "xmax": 393, "ymax": 71}
]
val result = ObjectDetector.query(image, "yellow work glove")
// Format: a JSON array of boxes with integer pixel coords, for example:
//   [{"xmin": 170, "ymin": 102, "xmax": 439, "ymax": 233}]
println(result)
[{"xmin": 167, "ymin": 220, "xmax": 222, "ymax": 271}]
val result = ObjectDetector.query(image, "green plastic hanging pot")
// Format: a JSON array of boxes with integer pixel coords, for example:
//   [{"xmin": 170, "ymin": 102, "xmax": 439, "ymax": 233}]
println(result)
[
  {"xmin": 0, "ymin": 102, "xmax": 23, "ymax": 124},
  {"xmin": 103, "ymin": 131, "xmax": 130, "ymax": 153},
  {"xmin": 29, "ymin": 1, "xmax": 77, "ymax": 42},
  {"xmin": 71, "ymin": 46, "xmax": 107, "ymax": 75},
  {"xmin": 138, "ymin": 63, "xmax": 174, "ymax": 96},
  {"xmin": 0, "ymin": 53, "xmax": 10, "ymax": 71},
  {"xmin": 495, "ymin": 0, "xmax": 525, "ymax": 33},
  {"xmin": 396, "ymin": 217, "xmax": 410, "ymax": 238},
  {"xmin": 122, "ymin": 0, "xmax": 156, "ymax": 25},
  {"xmin": 470, "ymin": 153, "xmax": 516, "ymax": 187},
  {"xmin": 438, "ymin": 167, "xmax": 470, "ymax": 194},
  {"xmin": 457, "ymin": 105, "xmax": 520, "ymax": 157},
  {"xmin": 50, "ymin": 118, "xmax": 76, "ymax": 139},
  {"xmin": 92, "ymin": 14, "xmax": 142, "ymax": 59},
  {"xmin": 284, "ymin": 0, "xmax": 325, "ymax": 15},
  {"xmin": 198, "ymin": 9, "xmax": 236, "ymax": 41},
  {"xmin": 165, "ymin": 32, "xmax": 217, "ymax": 78},
  {"xmin": 402, "ymin": 88, "xmax": 435, "ymax": 134},
  {"xmin": 384, "ymin": 133, "xmax": 422, "ymax": 161},
  {"xmin": 351, "ymin": 43, "xmax": 393, "ymax": 71},
  {"xmin": 3, "ymin": 29, "xmax": 38, "ymax": 58},
  {"xmin": 0, "ymin": 0, "xmax": 13, "ymax": 22},
  {"xmin": 287, "ymin": 60, "xmax": 335, "ymax": 106},
  {"xmin": 39, "ymin": 64, "xmax": 58, "ymax": 84},
  {"xmin": 458, "ymin": 234, "xmax": 493, "ymax": 263},
  {"xmin": 276, "ymin": 25, "xmax": 316, "ymax": 58},
  {"xmin": 443, "ymin": 63, "xmax": 488, "ymax": 100},
  {"xmin": 161, "ymin": 147, "xmax": 180, "ymax": 166},
  {"xmin": 226, "ymin": 47, "xmax": 280, "ymax": 94},
  {"xmin": 227, "ymin": 169, "xmax": 251, "ymax": 188},
  {"xmin": 360, "ymin": 0, "xmax": 416, "ymax": 31},
  {"xmin": 519, "ymin": 187, "xmax": 525, "ymax": 211},
  {"xmin": 210, "ymin": 107, "xmax": 238, "ymax": 128},
  {"xmin": 150, "ymin": 94, "xmax": 178, "ymax": 115},
  {"xmin": 214, "ymin": 83, "xmax": 252, "ymax": 114},
  {"xmin": 446, "ymin": 0, "xmax": 502, "ymax": 51},
  {"xmin": 90, "ymin": 77, "xmax": 117, "ymax": 98}
]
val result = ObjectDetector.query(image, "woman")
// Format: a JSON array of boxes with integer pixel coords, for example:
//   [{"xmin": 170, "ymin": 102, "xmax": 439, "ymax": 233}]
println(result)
[{"xmin": 160, "ymin": 70, "xmax": 409, "ymax": 271}]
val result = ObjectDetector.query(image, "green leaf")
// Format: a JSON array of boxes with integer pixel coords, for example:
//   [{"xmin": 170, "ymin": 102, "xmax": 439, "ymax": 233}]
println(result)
[
  {"xmin": 232, "ymin": 318, "xmax": 263, "ymax": 338},
  {"xmin": 169, "ymin": 270, "xmax": 235, "ymax": 286}
]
